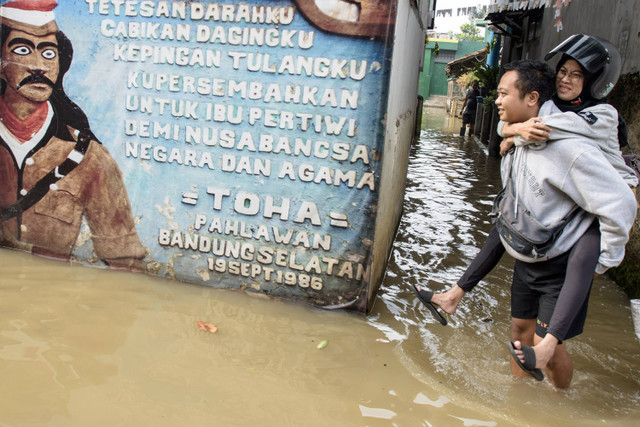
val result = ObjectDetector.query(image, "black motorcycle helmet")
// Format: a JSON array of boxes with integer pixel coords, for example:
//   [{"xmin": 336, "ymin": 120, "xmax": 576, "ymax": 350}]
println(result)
[{"xmin": 544, "ymin": 34, "xmax": 621, "ymax": 100}]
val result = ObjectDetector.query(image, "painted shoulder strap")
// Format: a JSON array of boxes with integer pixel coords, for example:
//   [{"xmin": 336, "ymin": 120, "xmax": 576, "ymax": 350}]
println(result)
[{"xmin": 0, "ymin": 131, "xmax": 91, "ymax": 221}]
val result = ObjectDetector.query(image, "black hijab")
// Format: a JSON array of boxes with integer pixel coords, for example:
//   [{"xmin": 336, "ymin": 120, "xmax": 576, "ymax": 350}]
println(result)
[{"xmin": 552, "ymin": 54, "xmax": 605, "ymax": 113}]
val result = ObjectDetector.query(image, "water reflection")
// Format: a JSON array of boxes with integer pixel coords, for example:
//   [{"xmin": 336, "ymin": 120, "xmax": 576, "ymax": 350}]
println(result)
[{"xmin": 0, "ymin": 108, "xmax": 639, "ymax": 426}]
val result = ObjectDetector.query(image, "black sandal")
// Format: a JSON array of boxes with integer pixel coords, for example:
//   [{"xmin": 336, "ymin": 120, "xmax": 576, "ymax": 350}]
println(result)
[
  {"xmin": 507, "ymin": 341, "xmax": 544, "ymax": 381},
  {"xmin": 412, "ymin": 285, "xmax": 447, "ymax": 326}
]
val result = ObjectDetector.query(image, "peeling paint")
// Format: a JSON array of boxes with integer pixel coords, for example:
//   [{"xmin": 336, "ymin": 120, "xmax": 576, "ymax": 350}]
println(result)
[
  {"xmin": 140, "ymin": 161, "xmax": 153, "ymax": 174},
  {"xmin": 75, "ymin": 220, "xmax": 92, "ymax": 248},
  {"xmin": 154, "ymin": 196, "xmax": 179, "ymax": 229},
  {"xmin": 196, "ymin": 268, "xmax": 210, "ymax": 281},
  {"xmin": 145, "ymin": 260, "xmax": 162, "ymax": 275}
]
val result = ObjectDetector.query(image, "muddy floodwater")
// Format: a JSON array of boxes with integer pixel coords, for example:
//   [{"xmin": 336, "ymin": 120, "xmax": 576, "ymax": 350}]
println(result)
[{"xmin": 1, "ymin": 108, "xmax": 639, "ymax": 426}]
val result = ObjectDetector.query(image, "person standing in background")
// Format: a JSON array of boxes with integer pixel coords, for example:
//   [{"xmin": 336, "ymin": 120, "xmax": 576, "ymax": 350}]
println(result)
[{"xmin": 459, "ymin": 81, "xmax": 480, "ymax": 136}]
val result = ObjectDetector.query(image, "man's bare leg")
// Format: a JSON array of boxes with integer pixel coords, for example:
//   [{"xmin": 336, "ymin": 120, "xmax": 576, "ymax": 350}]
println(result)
[
  {"xmin": 542, "ymin": 340, "xmax": 573, "ymax": 389},
  {"xmin": 511, "ymin": 318, "xmax": 536, "ymax": 378},
  {"xmin": 422, "ymin": 284, "xmax": 466, "ymax": 314}
]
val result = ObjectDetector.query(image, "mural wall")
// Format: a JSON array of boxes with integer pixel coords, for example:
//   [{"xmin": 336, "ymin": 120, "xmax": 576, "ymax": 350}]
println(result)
[{"xmin": 0, "ymin": 0, "xmax": 399, "ymax": 311}]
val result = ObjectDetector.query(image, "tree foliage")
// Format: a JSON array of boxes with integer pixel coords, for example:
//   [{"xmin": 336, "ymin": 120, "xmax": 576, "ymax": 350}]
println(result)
[
  {"xmin": 456, "ymin": 71, "xmax": 478, "ymax": 91},
  {"xmin": 472, "ymin": 63, "xmax": 499, "ymax": 89},
  {"xmin": 454, "ymin": 23, "xmax": 483, "ymax": 41}
]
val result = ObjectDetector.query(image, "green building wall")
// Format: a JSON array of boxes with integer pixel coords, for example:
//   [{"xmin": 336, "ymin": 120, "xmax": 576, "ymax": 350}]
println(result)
[{"xmin": 419, "ymin": 39, "xmax": 486, "ymax": 99}]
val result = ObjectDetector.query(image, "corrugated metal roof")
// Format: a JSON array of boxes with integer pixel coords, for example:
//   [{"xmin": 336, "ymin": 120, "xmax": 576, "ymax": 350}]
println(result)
[{"xmin": 445, "ymin": 49, "xmax": 488, "ymax": 76}]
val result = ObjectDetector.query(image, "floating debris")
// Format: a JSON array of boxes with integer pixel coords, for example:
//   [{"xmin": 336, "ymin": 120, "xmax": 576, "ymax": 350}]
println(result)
[
  {"xmin": 317, "ymin": 339, "xmax": 329, "ymax": 349},
  {"xmin": 196, "ymin": 321, "xmax": 218, "ymax": 333}
]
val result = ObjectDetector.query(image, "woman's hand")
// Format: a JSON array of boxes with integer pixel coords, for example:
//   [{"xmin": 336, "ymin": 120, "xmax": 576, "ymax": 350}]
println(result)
[
  {"xmin": 518, "ymin": 118, "xmax": 552, "ymax": 141},
  {"xmin": 506, "ymin": 118, "xmax": 551, "ymax": 142}
]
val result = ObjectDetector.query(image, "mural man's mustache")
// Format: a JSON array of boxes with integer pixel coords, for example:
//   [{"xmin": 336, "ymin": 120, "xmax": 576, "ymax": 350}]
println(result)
[{"xmin": 16, "ymin": 73, "xmax": 55, "ymax": 90}]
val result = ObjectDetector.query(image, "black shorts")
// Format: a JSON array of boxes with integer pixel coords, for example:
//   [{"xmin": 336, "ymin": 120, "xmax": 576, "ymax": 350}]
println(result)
[
  {"xmin": 462, "ymin": 110, "xmax": 476, "ymax": 125},
  {"xmin": 510, "ymin": 252, "xmax": 591, "ymax": 341}
]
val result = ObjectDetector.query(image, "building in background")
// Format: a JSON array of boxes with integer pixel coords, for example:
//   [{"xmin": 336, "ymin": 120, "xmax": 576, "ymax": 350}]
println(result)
[
  {"xmin": 419, "ymin": 39, "xmax": 486, "ymax": 101},
  {"xmin": 429, "ymin": 0, "xmax": 491, "ymax": 39}
]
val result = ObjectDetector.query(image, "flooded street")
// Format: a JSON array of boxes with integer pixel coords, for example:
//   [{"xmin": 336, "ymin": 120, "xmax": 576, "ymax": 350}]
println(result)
[{"xmin": 1, "ymin": 107, "xmax": 639, "ymax": 426}]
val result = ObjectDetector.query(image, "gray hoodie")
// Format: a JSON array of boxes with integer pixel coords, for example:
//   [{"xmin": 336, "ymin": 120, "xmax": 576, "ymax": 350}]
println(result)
[
  {"xmin": 500, "ymin": 100, "xmax": 637, "ymax": 274},
  {"xmin": 499, "ymin": 101, "xmax": 638, "ymax": 187}
]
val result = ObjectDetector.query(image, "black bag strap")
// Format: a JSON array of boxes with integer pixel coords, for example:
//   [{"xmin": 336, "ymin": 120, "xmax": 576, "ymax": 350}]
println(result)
[
  {"xmin": 490, "ymin": 149, "xmax": 515, "ymax": 221},
  {"xmin": 0, "ymin": 132, "xmax": 91, "ymax": 221},
  {"xmin": 622, "ymin": 142, "xmax": 640, "ymax": 181},
  {"xmin": 493, "ymin": 148, "xmax": 582, "ymax": 231}
]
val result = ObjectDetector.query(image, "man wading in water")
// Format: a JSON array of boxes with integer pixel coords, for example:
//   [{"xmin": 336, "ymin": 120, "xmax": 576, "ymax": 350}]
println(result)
[{"xmin": 415, "ymin": 59, "xmax": 636, "ymax": 389}]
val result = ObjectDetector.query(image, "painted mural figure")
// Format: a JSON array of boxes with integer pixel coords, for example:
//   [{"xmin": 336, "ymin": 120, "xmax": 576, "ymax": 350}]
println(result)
[
  {"xmin": 293, "ymin": 0, "xmax": 396, "ymax": 38},
  {"xmin": 0, "ymin": 0, "xmax": 146, "ymax": 269}
]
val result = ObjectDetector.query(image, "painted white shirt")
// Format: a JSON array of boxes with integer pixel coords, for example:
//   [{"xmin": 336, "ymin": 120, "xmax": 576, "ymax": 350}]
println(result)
[{"xmin": 0, "ymin": 101, "xmax": 53, "ymax": 168}]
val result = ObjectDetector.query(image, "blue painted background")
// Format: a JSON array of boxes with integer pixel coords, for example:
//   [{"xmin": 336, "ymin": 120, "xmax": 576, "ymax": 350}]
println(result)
[{"xmin": 48, "ymin": 1, "xmax": 394, "ymax": 307}]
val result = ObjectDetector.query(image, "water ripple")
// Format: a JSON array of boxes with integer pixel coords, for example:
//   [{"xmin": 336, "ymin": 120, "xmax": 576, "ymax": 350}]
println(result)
[{"xmin": 371, "ymin": 109, "xmax": 640, "ymax": 423}]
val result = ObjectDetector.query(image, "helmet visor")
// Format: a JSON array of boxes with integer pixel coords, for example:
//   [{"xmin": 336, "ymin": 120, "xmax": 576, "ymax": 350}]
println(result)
[{"xmin": 544, "ymin": 34, "xmax": 610, "ymax": 73}]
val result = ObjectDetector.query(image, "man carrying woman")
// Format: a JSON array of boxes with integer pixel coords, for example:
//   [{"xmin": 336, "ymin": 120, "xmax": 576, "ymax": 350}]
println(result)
[{"xmin": 413, "ymin": 35, "xmax": 638, "ymax": 389}]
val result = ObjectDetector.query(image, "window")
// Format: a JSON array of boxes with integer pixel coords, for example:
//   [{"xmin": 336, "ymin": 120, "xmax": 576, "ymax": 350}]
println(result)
[{"xmin": 434, "ymin": 49, "xmax": 456, "ymax": 63}]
